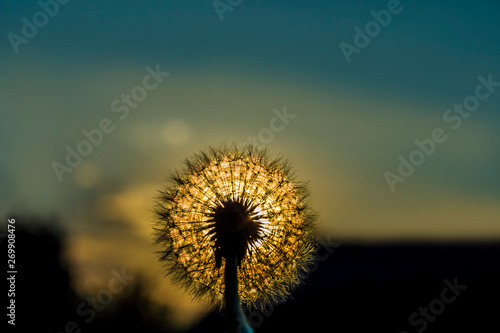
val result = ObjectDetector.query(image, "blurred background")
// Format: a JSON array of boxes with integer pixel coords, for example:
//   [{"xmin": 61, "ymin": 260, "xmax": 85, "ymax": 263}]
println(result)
[{"xmin": 1, "ymin": 0, "xmax": 499, "ymax": 332}]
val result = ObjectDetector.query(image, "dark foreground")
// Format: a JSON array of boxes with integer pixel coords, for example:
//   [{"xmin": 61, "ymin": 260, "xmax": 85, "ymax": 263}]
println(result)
[
  {"xmin": 4, "ymin": 221, "xmax": 500, "ymax": 333},
  {"xmin": 190, "ymin": 240, "xmax": 500, "ymax": 333}
]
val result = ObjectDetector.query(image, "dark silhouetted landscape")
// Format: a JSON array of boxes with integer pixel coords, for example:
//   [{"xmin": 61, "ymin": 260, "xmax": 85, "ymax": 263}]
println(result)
[{"xmin": 4, "ymin": 216, "xmax": 499, "ymax": 332}]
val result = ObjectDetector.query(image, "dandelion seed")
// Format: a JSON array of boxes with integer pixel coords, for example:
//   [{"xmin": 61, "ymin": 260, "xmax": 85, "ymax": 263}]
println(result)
[{"xmin": 153, "ymin": 144, "xmax": 316, "ymax": 331}]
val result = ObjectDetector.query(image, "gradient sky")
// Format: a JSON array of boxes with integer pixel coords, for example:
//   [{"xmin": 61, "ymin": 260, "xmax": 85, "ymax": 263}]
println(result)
[{"xmin": 1, "ymin": 0, "xmax": 499, "ymax": 328}]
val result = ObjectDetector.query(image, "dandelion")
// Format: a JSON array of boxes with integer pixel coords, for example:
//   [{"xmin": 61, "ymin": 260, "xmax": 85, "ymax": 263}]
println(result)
[{"xmin": 153, "ymin": 144, "xmax": 316, "ymax": 332}]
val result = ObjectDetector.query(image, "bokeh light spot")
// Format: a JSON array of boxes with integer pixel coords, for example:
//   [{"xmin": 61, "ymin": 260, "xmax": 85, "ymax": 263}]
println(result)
[{"xmin": 163, "ymin": 119, "xmax": 192, "ymax": 147}]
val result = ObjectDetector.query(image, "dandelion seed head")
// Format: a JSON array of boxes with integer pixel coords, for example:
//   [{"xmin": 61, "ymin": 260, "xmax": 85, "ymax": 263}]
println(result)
[{"xmin": 153, "ymin": 144, "xmax": 316, "ymax": 308}]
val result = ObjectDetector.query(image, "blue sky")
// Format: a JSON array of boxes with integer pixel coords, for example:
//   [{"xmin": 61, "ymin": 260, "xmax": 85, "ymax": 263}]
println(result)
[{"xmin": 2, "ymin": 0, "xmax": 500, "ymax": 234}]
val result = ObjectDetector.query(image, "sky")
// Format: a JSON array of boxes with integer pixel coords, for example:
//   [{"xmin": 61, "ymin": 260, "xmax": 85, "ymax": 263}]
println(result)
[{"xmin": 1, "ymin": 0, "xmax": 500, "ymax": 328}]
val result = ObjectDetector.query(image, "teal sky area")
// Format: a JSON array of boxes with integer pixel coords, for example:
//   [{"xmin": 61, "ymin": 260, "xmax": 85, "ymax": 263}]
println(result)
[{"xmin": 1, "ymin": 0, "xmax": 500, "ymax": 241}]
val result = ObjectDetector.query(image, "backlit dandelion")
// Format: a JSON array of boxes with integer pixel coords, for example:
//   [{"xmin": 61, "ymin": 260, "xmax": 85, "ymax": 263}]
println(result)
[{"xmin": 153, "ymin": 144, "xmax": 316, "ymax": 331}]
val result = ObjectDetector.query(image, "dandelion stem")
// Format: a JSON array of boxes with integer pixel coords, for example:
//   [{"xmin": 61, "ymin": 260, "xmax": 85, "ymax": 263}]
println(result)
[{"xmin": 224, "ymin": 253, "xmax": 253, "ymax": 333}]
